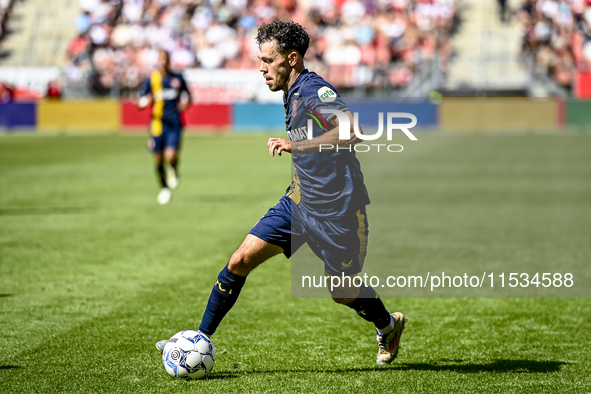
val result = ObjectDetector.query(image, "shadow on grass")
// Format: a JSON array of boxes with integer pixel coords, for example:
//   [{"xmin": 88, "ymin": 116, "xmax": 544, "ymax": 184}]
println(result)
[
  {"xmin": 0, "ymin": 294, "xmax": 13, "ymax": 298},
  {"xmin": 0, "ymin": 207, "xmax": 93, "ymax": 216},
  {"xmin": 0, "ymin": 366, "xmax": 22, "ymax": 370},
  {"xmin": 208, "ymin": 359, "xmax": 568, "ymax": 379},
  {"xmin": 395, "ymin": 359, "xmax": 569, "ymax": 373}
]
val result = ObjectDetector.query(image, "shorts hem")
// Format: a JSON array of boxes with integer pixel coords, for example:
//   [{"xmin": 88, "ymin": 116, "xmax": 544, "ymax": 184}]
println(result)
[{"xmin": 248, "ymin": 229, "xmax": 291, "ymax": 258}]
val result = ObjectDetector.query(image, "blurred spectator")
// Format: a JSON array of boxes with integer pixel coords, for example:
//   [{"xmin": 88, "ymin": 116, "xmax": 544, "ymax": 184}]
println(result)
[
  {"xmin": 519, "ymin": 0, "xmax": 591, "ymax": 91},
  {"xmin": 66, "ymin": 0, "xmax": 458, "ymax": 95},
  {"xmin": 0, "ymin": 81, "xmax": 14, "ymax": 102},
  {"xmin": 46, "ymin": 80, "xmax": 62, "ymax": 99},
  {"xmin": 498, "ymin": 0, "xmax": 510, "ymax": 24},
  {"xmin": 1, "ymin": 0, "xmax": 16, "ymax": 44}
]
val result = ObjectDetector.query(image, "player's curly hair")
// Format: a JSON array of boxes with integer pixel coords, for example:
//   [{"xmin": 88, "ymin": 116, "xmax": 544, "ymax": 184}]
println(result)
[{"xmin": 256, "ymin": 20, "xmax": 310, "ymax": 57}]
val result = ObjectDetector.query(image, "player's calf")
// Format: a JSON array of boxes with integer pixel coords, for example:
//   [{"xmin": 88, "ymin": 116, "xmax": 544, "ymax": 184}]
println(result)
[
  {"xmin": 327, "ymin": 274, "xmax": 360, "ymax": 305},
  {"xmin": 198, "ymin": 264, "xmax": 247, "ymax": 337},
  {"xmin": 198, "ymin": 235, "xmax": 283, "ymax": 336}
]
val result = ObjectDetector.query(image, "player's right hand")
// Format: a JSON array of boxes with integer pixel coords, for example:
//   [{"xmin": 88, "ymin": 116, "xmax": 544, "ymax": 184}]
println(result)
[
  {"xmin": 267, "ymin": 138, "xmax": 291, "ymax": 157},
  {"xmin": 138, "ymin": 95, "xmax": 151, "ymax": 109}
]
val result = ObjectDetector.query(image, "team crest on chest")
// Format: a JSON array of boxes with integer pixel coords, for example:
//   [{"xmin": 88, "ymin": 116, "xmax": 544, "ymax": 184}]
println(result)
[{"xmin": 170, "ymin": 78, "xmax": 180, "ymax": 89}]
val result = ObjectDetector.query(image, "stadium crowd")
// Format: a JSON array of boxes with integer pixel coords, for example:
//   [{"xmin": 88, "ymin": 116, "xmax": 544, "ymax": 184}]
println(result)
[
  {"xmin": 519, "ymin": 0, "xmax": 591, "ymax": 89},
  {"xmin": 66, "ymin": 0, "xmax": 457, "ymax": 95},
  {"xmin": 0, "ymin": 0, "xmax": 15, "ymax": 43}
]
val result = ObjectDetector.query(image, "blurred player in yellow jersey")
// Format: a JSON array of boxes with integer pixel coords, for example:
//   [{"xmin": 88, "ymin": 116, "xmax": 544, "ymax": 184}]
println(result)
[{"xmin": 138, "ymin": 50, "xmax": 192, "ymax": 204}]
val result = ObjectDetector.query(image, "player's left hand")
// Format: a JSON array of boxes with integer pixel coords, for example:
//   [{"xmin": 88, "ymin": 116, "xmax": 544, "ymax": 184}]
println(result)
[
  {"xmin": 137, "ymin": 95, "xmax": 152, "ymax": 109},
  {"xmin": 267, "ymin": 138, "xmax": 291, "ymax": 156},
  {"xmin": 177, "ymin": 100, "xmax": 190, "ymax": 112}
]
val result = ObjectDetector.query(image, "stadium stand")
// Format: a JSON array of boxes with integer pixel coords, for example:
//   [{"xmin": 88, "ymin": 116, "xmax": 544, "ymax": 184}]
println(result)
[
  {"xmin": 0, "ymin": 0, "xmax": 15, "ymax": 44},
  {"xmin": 0, "ymin": 0, "xmax": 79, "ymax": 67},
  {"xmin": 62, "ymin": 0, "xmax": 458, "ymax": 96},
  {"xmin": 444, "ymin": 0, "xmax": 527, "ymax": 93},
  {"xmin": 519, "ymin": 0, "xmax": 591, "ymax": 95}
]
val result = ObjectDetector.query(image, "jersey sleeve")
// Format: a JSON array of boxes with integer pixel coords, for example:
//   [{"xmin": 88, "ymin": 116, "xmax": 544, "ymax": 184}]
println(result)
[
  {"xmin": 179, "ymin": 75, "xmax": 192, "ymax": 103},
  {"xmin": 138, "ymin": 78, "xmax": 151, "ymax": 97},
  {"xmin": 300, "ymin": 79, "xmax": 349, "ymax": 126}
]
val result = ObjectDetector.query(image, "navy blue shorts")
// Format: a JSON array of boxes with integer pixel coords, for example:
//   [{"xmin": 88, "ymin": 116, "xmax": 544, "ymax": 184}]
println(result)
[
  {"xmin": 148, "ymin": 125, "xmax": 182, "ymax": 153},
  {"xmin": 249, "ymin": 196, "xmax": 369, "ymax": 276}
]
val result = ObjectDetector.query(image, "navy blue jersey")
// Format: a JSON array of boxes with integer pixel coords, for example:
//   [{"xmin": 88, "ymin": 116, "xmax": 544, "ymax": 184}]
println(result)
[
  {"xmin": 284, "ymin": 70, "xmax": 370, "ymax": 218},
  {"xmin": 139, "ymin": 70, "xmax": 190, "ymax": 135}
]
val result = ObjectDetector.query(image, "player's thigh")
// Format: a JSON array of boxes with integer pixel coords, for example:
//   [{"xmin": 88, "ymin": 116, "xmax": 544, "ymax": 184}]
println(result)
[
  {"xmin": 308, "ymin": 207, "xmax": 369, "ymax": 278},
  {"xmin": 228, "ymin": 234, "xmax": 284, "ymax": 276},
  {"xmin": 229, "ymin": 197, "xmax": 300, "ymax": 276},
  {"xmin": 163, "ymin": 127, "xmax": 182, "ymax": 154},
  {"xmin": 248, "ymin": 196, "xmax": 306, "ymax": 259},
  {"xmin": 149, "ymin": 134, "xmax": 165, "ymax": 155}
]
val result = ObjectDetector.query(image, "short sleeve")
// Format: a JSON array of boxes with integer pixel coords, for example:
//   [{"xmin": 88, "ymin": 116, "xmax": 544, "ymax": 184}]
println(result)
[
  {"xmin": 139, "ymin": 78, "xmax": 151, "ymax": 96},
  {"xmin": 179, "ymin": 75, "xmax": 192, "ymax": 101},
  {"xmin": 300, "ymin": 79, "xmax": 349, "ymax": 125}
]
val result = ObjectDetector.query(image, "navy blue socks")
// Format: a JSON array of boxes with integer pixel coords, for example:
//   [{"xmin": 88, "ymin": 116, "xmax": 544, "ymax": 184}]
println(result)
[
  {"xmin": 345, "ymin": 285, "xmax": 392, "ymax": 330},
  {"xmin": 156, "ymin": 163, "xmax": 167, "ymax": 188},
  {"xmin": 199, "ymin": 265, "xmax": 247, "ymax": 336},
  {"xmin": 199, "ymin": 267, "xmax": 390, "ymax": 335}
]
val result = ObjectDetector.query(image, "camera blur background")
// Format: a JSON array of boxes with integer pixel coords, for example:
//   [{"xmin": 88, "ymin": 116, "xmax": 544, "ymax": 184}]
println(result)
[
  {"xmin": 1, "ymin": 2, "xmax": 591, "ymax": 393},
  {"xmin": 0, "ymin": 0, "xmax": 590, "ymax": 130},
  {"xmin": 2, "ymin": 0, "xmax": 591, "ymax": 99}
]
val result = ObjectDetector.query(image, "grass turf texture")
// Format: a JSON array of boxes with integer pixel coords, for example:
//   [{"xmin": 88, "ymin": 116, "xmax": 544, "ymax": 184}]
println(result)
[{"xmin": 0, "ymin": 133, "xmax": 590, "ymax": 393}]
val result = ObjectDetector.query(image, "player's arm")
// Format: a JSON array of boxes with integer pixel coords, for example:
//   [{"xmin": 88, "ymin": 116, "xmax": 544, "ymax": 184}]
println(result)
[
  {"xmin": 177, "ymin": 77, "xmax": 192, "ymax": 112},
  {"xmin": 137, "ymin": 78, "xmax": 152, "ymax": 109},
  {"xmin": 138, "ymin": 94, "xmax": 152, "ymax": 109},
  {"xmin": 268, "ymin": 110, "xmax": 362, "ymax": 156}
]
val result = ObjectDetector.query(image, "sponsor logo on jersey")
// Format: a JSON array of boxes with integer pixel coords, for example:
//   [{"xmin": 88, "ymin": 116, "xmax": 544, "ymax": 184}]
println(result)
[
  {"xmin": 154, "ymin": 89, "xmax": 179, "ymax": 100},
  {"xmin": 286, "ymin": 125, "xmax": 308, "ymax": 142},
  {"xmin": 287, "ymin": 108, "xmax": 328, "ymax": 142},
  {"xmin": 317, "ymin": 86, "xmax": 336, "ymax": 103}
]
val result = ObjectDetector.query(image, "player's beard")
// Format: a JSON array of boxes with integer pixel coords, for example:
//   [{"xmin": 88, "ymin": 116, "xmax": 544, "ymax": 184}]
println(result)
[
  {"xmin": 268, "ymin": 82, "xmax": 281, "ymax": 92},
  {"xmin": 268, "ymin": 74, "xmax": 288, "ymax": 92}
]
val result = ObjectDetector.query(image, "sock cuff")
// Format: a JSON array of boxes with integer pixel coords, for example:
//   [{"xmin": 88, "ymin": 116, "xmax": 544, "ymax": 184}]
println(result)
[
  {"xmin": 377, "ymin": 315, "xmax": 395, "ymax": 334},
  {"xmin": 357, "ymin": 284, "xmax": 377, "ymax": 299},
  {"xmin": 345, "ymin": 285, "xmax": 377, "ymax": 308},
  {"xmin": 218, "ymin": 265, "xmax": 247, "ymax": 286}
]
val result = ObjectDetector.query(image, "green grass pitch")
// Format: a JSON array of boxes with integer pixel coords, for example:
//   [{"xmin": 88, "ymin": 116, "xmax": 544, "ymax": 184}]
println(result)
[{"xmin": 0, "ymin": 132, "xmax": 590, "ymax": 393}]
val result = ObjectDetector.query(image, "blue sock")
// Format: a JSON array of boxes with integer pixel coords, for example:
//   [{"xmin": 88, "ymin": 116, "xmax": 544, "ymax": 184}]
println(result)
[
  {"xmin": 345, "ymin": 285, "xmax": 392, "ymax": 330},
  {"xmin": 156, "ymin": 163, "xmax": 167, "ymax": 188},
  {"xmin": 199, "ymin": 265, "xmax": 247, "ymax": 336}
]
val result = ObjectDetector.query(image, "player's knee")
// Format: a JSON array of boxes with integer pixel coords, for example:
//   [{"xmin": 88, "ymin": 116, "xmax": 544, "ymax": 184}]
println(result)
[
  {"xmin": 227, "ymin": 249, "xmax": 255, "ymax": 276},
  {"xmin": 227, "ymin": 250, "xmax": 245, "ymax": 270},
  {"xmin": 165, "ymin": 153, "xmax": 176, "ymax": 163},
  {"xmin": 331, "ymin": 295, "xmax": 353, "ymax": 305},
  {"xmin": 328, "ymin": 281, "xmax": 360, "ymax": 304},
  {"xmin": 164, "ymin": 149, "xmax": 177, "ymax": 163}
]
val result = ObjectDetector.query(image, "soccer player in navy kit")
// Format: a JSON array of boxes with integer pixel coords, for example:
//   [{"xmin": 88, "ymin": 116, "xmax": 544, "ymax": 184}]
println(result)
[
  {"xmin": 157, "ymin": 21, "xmax": 406, "ymax": 365},
  {"xmin": 138, "ymin": 50, "xmax": 191, "ymax": 205}
]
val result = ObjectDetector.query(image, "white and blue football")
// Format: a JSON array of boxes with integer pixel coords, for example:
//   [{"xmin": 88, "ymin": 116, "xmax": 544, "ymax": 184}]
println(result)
[{"xmin": 162, "ymin": 330, "xmax": 215, "ymax": 380}]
